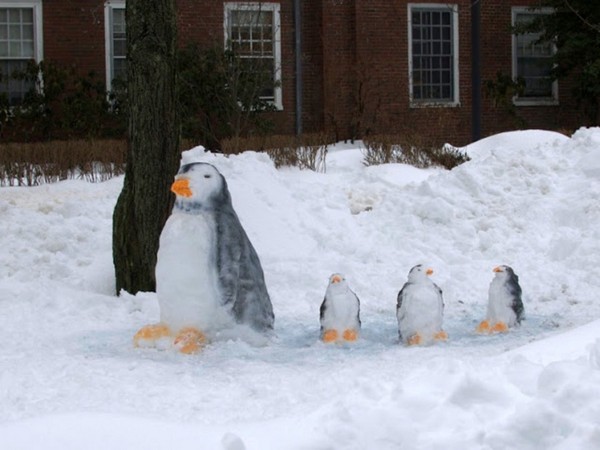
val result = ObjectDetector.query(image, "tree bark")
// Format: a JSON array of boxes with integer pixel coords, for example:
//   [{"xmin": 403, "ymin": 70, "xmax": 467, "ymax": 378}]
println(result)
[{"xmin": 112, "ymin": 0, "xmax": 180, "ymax": 294}]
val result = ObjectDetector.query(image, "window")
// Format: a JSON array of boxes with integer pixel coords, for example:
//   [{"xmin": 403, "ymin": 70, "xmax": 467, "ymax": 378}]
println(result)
[
  {"xmin": 512, "ymin": 8, "xmax": 557, "ymax": 105},
  {"xmin": 224, "ymin": 2, "xmax": 282, "ymax": 109},
  {"xmin": 0, "ymin": 1, "xmax": 42, "ymax": 105},
  {"xmin": 104, "ymin": 1, "xmax": 126, "ymax": 93},
  {"xmin": 408, "ymin": 4, "xmax": 459, "ymax": 106}
]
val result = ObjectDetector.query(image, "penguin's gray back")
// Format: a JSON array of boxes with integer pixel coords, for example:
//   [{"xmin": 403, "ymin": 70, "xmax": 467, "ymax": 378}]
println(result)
[
  {"xmin": 488, "ymin": 267, "xmax": 524, "ymax": 326},
  {"xmin": 506, "ymin": 269, "xmax": 524, "ymax": 322},
  {"xmin": 215, "ymin": 200, "xmax": 274, "ymax": 331}
]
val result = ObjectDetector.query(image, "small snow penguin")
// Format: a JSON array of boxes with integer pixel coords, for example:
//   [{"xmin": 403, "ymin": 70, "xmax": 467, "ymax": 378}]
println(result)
[
  {"xmin": 320, "ymin": 273, "xmax": 361, "ymax": 343},
  {"xmin": 477, "ymin": 265, "xmax": 523, "ymax": 334},
  {"xmin": 134, "ymin": 162, "xmax": 274, "ymax": 353},
  {"xmin": 396, "ymin": 265, "xmax": 447, "ymax": 345}
]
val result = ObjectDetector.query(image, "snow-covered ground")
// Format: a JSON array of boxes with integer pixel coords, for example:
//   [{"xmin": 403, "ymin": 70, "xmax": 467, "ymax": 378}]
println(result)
[{"xmin": 1, "ymin": 128, "xmax": 600, "ymax": 449}]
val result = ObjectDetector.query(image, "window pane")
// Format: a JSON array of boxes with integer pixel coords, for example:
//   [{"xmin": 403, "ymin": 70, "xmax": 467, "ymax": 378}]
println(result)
[
  {"xmin": 514, "ymin": 12, "xmax": 554, "ymax": 98},
  {"xmin": 9, "ymin": 41, "xmax": 21, "ymax": 57},
  {"xmin": 8, "ymin": 9, "xmax": 20, "ymax": 22},
  {"xmin": 21, "ymin": 8, "xmax": 33, "ymax": 23},
  {"xmin": 411, "ymin": 7, "xmax": 454, "ymax": 102},
  {"xmin": 113, "ymin": 39, "xmax": 126, "ymax": 57},
  {"xmin": 22, "ymin": 24, "xmax": 33, "ymax": 40},
  {"xmin": 22, "ymin": 40, "xmax": 33, "ymax": 57},
  {"xmin": 228, "ymin": 7, "xmax": 276, "ymax": 102},
  {"xmin": 111, "ymin": 8, "xmax": 127, "ymax": 82},
  {"xmin": 113, "ymin": 59, "xmax": 127, "ymax": 82},
  {"xmin": 0, "ymin": 59, "xmax": 33, "ymax": 105},
  {"xmin": 9, "ymin": 24, "xmax": 21, "ymax": 40},
  {"xmin": 0, "ymin": 8, "xmax": 37, "ymax": 105}
]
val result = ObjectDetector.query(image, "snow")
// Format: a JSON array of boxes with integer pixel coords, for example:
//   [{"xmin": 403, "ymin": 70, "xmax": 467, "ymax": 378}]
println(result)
[{"xmin": 1, "ymin": 127, "xmax": 600, "ymax": 449}]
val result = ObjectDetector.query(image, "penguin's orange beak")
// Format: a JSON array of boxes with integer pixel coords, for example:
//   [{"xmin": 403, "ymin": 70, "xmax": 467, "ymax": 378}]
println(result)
[
  {"xmin": 331, "ymin": 275, "xmax": 343, "ymax": 284},
  {"xmin": 493, "ymin": 266, "xmax": 503, "ymax": 273},
  {"xmin": 426, "ymin": 268, "xmax": 434, "ymax": 276},
  {"xmin": 171, "ymin": 178, "xmax": 192, "ymax": 198}
]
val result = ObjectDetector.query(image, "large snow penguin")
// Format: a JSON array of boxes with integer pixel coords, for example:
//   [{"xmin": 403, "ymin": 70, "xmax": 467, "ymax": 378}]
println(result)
[
  {"xmin": 134, "ymin": 162, "xmax": 274, "ymax": 353},
  {"xmin": 476, "ymin": 265, "xmax": 523, "ymax": 334},
  {"xmin": 396, "ymin": 264, "xmax": 448, "ymax": 346},
  {"xmin": 319, "ymin": 273, "xmax": 361, "ymax": 343}
]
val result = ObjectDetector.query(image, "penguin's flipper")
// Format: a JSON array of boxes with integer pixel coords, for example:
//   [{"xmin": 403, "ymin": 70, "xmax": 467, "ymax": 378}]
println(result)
[
  {"xmin": 133, "ymin": 323, "xmax": 171, "ymax": 348},
  {"xmin": 216, "ymin": 211, "xmax": 274, "ymax": 332}
]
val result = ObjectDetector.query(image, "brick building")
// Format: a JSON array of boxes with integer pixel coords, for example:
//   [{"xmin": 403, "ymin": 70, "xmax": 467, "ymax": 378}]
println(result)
[{"xmin": 0, "ymin": 1, "xmax": 590, "ymax": 146}]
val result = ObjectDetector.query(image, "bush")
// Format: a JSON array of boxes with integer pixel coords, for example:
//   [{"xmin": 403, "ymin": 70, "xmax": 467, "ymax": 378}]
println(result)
[
  {"xmin": 0, "ymin": 61, "xmax": 126, "ymax": 142},
  {"xmin": 1, "ymin": 45, "xmax": 276, "ymax": 146},
  {"xmin": 221, "ymin": 132, "xmax": 335, "ymax": 172},
  {"xmin": 363, "ymin": 134, "xmax": 470, "ymax": 169},
  {"xmin": 0, "ymin": 140, "xmax": 126, "ymax": 186},
  {"xmin": 178, "ymin": 44, "xmax": 277, "ymax": 150}
]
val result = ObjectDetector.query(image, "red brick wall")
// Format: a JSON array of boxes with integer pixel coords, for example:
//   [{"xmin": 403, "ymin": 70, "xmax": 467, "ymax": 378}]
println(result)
[
  {"xmin": 43, "ymin": 1, "xmax": 106, "ymax": 77},
  {"xmin": 300, "ymin": 0, "xmax": 324, "ymax": 134},
  {"xmin": 479, "ymin": 0, "xmax": 587, "ymax": 137},
  {"xmin": 320, "ymin": 0, "xmax": 356, "ymax": 140},
  {"xmin": 40, "ymin": 1, "xmax": 589, "ymax": 145}
]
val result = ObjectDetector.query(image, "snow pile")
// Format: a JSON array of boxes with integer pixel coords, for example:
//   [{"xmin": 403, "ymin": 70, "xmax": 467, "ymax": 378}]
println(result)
[{"xmin": 1, "ymin": 128, "xmax": 600, "ymax": 449}]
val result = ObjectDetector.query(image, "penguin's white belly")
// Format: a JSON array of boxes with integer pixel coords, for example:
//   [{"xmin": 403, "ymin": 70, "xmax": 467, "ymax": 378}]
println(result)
[
  {"xmin": 156, "ymin": 212, "xmax": 229, "ymax": 332},
  {"xmin": 487, "ymin": 280, "xmax": 517, "ymax": 326},
  {"xmin": 399, "ymin": 286, "xmax": 442, "ymax": 336},
  {"xmin": 322, "ymin": 292, "xmax": 359, "ymax": 330}
]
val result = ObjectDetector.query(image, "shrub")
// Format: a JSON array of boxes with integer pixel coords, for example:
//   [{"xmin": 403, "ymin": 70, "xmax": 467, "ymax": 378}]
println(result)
[
  {"xmin": 0, "ymin": 61, "xmax": 126, "ymax": 142},
  {"xmin": 1, "ymin": 45, "xmax": 276, "ymax": 146},
  {"xmin": 363, "ymin": 134, "xmax": 470, "ymax": 169},
  {"xmin": 178, "ymin": 44, "xmax": 277, "ymax": 150},
  {"xmin": 221, "ymin": 132, "xmax": 335, "ymax": 172},
  {"xmin": 0, "ymin": 140, "xmax": 126, "ymax": 186}
]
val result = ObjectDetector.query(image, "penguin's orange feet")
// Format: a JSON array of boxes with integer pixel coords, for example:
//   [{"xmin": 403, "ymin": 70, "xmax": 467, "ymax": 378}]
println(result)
[
  {"xmin": 322, "ymin": 329, "xmax": 339, "ymax": 343},
  {"xmin": 133, "ymin": 323, "xmax": 171, "ymax": 348},
  {"xmin": 343, "ymin": 329, "xmax": 359, "ymax": 342},
  {"xmin": 174, "ymin": 327, "xmax": 207, "ymax": 354},
  {"xmin": 407, "ymin": 333, "xmax": 422, "ymax": 346},
  {"xmin": 434, "ymin": 330, "xmax": 448, "ymax": 341},
  {"xmin": 476, "ymin": 320, "xmax": 491, "ymax": 334},
  {"xmin": 492, "ymin": 321, "xmax": 509, "ymax": 333}
]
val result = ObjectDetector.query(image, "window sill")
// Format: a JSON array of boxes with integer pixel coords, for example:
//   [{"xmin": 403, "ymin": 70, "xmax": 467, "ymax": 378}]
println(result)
[
  {"xmin": 409, "ymin": 100, "xmax": 461, "ymax": 108},
  {"xmin": 513, "ymin": 98, "xmax": 559, "ymax": 107}
]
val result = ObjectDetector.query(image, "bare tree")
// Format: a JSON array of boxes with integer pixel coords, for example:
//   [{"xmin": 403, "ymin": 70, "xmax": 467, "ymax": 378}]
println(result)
[{"xmin": 112, "ymin": 0, "xmax": 180, "ymax": 294}]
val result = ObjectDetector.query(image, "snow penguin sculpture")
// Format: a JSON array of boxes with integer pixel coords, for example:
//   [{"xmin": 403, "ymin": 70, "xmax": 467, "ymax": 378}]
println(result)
[
  {"xmin": 396, "ymin": 264, "xmax": 448, "ymax": 346},
  {"xmin": 134, "ymin": 162, "xmax": 274, "ymax": 353},
  {"xmin": 319, "ymin": 273, "xmax": 361, "ymax": 343},
  {"xmin": 476, "ymin": 265, "xmax": 523, "ymax": 334}
]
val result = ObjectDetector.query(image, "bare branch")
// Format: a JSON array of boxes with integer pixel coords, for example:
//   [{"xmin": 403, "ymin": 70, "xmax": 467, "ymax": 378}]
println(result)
[{"xmin": 563, "ymin": 0, "xmax": 600, "ymax": 33}]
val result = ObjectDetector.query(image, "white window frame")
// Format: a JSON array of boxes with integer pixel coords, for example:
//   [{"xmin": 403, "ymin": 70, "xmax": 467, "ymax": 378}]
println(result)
[
  {"xmin": 224, "ymin": 2, "xmax": 282, "ymax": 110},
  {"xmin": 0, "ymin": 0, "xmax": 43, "ymax": 103},
  {"xmin": 407, "ymin": 3, "xmax": 460, "ymax": 108},
  {"xmin": 104, "ymin": 0, "xmax": 125, "ymax": 93},
  {"xmin": 512, "ymin": 7, "xmax": 558, "ymax": 106}
]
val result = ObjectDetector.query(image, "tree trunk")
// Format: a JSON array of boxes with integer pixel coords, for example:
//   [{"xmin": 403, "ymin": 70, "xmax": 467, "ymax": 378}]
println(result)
[{"xmin": 112, "ymin": 0, "xmax": 180, "ymax": 294}]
